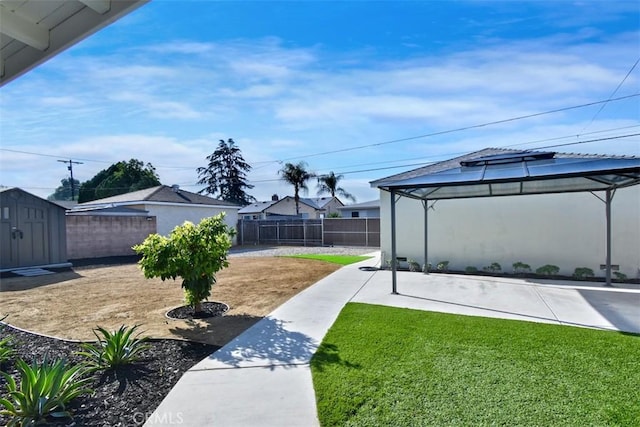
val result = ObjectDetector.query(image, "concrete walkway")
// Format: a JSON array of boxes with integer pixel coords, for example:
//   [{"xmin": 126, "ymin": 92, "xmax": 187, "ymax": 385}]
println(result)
[{"xmin": 146, "ymin": 252, "xmax": 640, "ymax": 426}]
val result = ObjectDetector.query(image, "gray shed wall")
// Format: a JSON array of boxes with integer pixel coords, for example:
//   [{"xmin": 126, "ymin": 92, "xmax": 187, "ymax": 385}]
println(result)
[{"xmin": 0, "ymin": 188, "xmax": 67, "ymax": 269}]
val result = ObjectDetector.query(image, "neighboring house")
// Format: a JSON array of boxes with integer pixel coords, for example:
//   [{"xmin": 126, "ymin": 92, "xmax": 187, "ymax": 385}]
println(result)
[
  {"xmin": 0, "ymin": 188, "xmax": 69, "ymax": 271},
  {"xmin": 371, "ymin": 148, "xmax": 640, "ymax": 279},
  {"xmin": 337, "ymin": 199, "xmax": 380, "ymax": 218},
  {"xmin": 72, "ymin": 185, "xmax": 240, "ymax": 236},
  {"xmin": 239, "ymin": 195, "xmax": 343, "ymax": 219}
]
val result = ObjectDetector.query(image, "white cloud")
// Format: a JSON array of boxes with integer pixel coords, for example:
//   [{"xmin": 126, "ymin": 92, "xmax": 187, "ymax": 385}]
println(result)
[{"xmin": 1, "ymin": 22, "xmax": 638, "ymax": 202}]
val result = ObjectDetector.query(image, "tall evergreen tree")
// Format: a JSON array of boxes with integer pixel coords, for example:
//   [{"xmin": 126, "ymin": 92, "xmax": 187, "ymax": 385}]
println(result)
[
  {"xmin": 78, "ymin": 159, "xmax": 161, "ymax": 203},
  {"xmin": 279, "ymin": 161, "xmax": 313, "ymax": 215},
  {"xmin": 48, "ymin": 178, "xmax": 81, "ymax": 201},
  {"xmin": 317, "ymin": 171, "xmax": 356, "ymax": 202},
  {"xmin": 196, "ymin": 138, "xmax": 255, "ymax": 205}
]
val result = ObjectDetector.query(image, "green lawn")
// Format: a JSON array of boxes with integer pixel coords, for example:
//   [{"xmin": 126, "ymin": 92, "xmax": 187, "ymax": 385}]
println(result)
[
  {"xmin": 311, "ymin": 303, "xmax": 640, "ymax": 426},
  {"xmin": 284, "ymin": 254, "xmax": 372, "ymax": 265}
]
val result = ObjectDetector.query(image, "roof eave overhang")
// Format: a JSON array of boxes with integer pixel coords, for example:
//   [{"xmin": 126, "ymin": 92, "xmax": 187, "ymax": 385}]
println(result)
[{"xmin": 1, "ymin": 0, "xmax": 150, "ymax": 87}]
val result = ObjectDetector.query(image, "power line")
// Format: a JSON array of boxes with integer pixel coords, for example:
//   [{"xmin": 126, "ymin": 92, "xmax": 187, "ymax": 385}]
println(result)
[
  {"xmin": 12, "ymin": 131, "xmax": 637, "ymax": 192},
  {"xmin": 581, "ymin": 57, "xmax": 640, "ymax": 133},
  {"xmin": 246, "ymin": 132, "xmax": 640, "ymax": 183},
  {"xmin": 1, "ymin": 94, "xmax": 638, "ymax": 171},
  {"xmin": 275, "ymin": 93, "xmax": 640, "ymax": 162}
]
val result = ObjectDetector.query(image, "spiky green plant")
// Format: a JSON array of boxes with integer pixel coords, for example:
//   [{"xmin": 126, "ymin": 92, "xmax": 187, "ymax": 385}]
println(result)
[
  {"xmin": 0, "ymin": 337, "xmax": 15, "ymax": 365},
  {"xmin": 77, "ymin": 325, "xmax": 151, "ymax": 371},
  {"xmin": 0, "ymin": 357, "xmax": 91, "ymax": 425}
]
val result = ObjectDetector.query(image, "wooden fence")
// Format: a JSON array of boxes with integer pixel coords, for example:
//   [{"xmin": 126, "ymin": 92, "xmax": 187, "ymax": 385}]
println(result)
[{"xmin": 237, "ymin": 218, "xmax": 380, "ymax": 247}]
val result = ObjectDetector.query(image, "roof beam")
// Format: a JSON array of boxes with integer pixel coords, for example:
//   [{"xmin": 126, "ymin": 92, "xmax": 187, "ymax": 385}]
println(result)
[
  {"xmin": 0, "ymin": 6, "xmax": 49, "ymax": 50},
  {"xmin": 79, "ymin": 0, "xmax": 111, "ymax": 15}
]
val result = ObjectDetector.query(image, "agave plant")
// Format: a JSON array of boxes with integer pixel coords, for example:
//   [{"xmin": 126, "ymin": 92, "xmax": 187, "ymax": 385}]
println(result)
[
  {"xmin": 0, "ymin": 357, "xmax": 92, "ymax": 425},
  {"xmin": 77, "ymin": 325, "xmax": 151, "ymax": 371},
  {"xmin": 0, "ymin": 336, "xmax": 15, "ymax": 365}
]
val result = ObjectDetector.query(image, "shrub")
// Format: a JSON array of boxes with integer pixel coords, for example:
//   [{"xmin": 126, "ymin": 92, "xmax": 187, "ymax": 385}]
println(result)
[
  {"xmin": 78, "ymin": 325, "xmax": 151, "ymax": 371},
  {"xmin": 408, "ymin": 260, "xmax": 421, "ymax": 272},
  {"xmin": 0, "ymin": 358, "xmax": 91, "ymax": 425},
  {"xmin": 536, "ymin": 264, "xmax": 560, "ymax": 276},
  {"xmin": 512, "ymin": 261, "xmax": 531, "ymax": 274},
  {"xmin": 573, "ymin": 267, "xmax": 595, "ymax": 280},
  {"xmin": 134, "ymin": 214, "xmax": 235, "ymax": 313},
  {"xmin": 613, "ymin": 271, "xmax": 628, "ymax": 281},
  {"xmin": 483, "ymin": 262, "xmax": 502, "ymax": 273},
  {"xmin": 436, "ymin": 261, "xmax": 449, "ymax": 272},
  {"xmin": 465, "ymin": 266, "xmax": 479, "ymax": 274}
]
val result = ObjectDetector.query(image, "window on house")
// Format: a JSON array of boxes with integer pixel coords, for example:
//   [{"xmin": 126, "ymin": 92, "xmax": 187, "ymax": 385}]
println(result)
[{"xmin": 351, "ymin": 212, "xmax": 360, "ymax": 218}]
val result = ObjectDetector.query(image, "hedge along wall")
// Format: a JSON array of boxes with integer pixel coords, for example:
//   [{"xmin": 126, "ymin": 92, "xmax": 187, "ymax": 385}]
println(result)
[{"xmin": 66, "ymin": 215, "xmax": 157, "ymax": 259}]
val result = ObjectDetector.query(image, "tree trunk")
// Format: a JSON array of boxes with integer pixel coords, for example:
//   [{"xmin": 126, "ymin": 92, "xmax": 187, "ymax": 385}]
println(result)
[{"xmin": 193, "ymin": 301, "xmax": 203, "ymax": 314}]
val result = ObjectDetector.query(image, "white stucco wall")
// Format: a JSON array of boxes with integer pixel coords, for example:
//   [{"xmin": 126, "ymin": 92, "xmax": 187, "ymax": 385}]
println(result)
[
  {"xmin": 320, "ymin": 198, "xmax": 344, "ymax": 216},
  {"xmin": 339, "ymin": 208, "xmax": 380, "ymax": 218},
  {"xmin": 380, "ymin": 186, "xmax": 640, "ymax": 278},
  {"xmin": 142, "ymin": 203, "xmax": 239, "ymax": 242}
]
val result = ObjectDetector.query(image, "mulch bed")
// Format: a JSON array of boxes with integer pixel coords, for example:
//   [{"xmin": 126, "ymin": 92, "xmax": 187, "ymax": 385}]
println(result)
[
  {"xmin": 0, "ymin": 323, "xmax": 218, "ymax": 426},
  {"xmin": 166, "ymin": 302, "xmax": 229, "ymax": 320}
]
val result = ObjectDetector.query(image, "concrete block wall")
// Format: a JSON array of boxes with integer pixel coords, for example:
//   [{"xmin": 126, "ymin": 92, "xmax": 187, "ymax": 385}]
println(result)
[{"xmin": 66, "ymin": 215, "xmax": 157, "ymax": 259}]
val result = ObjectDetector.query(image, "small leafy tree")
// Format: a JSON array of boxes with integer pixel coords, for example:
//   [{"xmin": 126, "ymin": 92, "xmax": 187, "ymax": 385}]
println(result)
[{"xmin": 133, "ymin": 214, "xmax": 235, "ymax": 314}]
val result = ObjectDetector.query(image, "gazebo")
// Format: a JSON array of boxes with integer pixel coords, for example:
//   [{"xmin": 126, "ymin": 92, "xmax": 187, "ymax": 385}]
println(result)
[{"xmin": 374, "ymin": 150, "xmax": 640, "ymax": 292}]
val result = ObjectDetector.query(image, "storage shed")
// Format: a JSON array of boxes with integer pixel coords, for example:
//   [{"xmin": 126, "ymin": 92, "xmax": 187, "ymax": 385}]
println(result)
[{"xmin": 0, "ymin": 188, "xmax": 68, "ymax": 271}]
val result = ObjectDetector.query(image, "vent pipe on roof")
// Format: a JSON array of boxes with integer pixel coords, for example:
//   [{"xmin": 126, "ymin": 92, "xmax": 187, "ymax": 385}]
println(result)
[
  {"xmin": 272, "ymin": 194, "xmax": 279, "ymax": 201},
  {"xmin": 171, "ymin": 184, "xmax": 180, "ymax": 192}
]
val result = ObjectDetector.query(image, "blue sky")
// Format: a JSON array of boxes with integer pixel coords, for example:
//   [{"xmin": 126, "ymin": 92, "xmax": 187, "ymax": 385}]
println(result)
[{"xmin": 1, "ymin": 0, "xmax": 638, "ymax": 203}]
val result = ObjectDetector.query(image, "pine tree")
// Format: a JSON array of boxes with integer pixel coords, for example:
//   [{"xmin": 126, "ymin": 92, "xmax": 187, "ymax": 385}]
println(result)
[{"xmin": 196, "ymin": 138, "xmax": 255, "ymax": 205}]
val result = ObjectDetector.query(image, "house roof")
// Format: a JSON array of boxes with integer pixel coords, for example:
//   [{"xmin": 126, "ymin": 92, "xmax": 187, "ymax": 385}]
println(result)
[
  {"xmin": 238, "ymin": 196, "xmax": 341, "ymax": 214},
  {"xmin": 1, "ymin": 0, "xmax": 148, "ymax": 86},
  {"xmin": 372, "ymin": 148, "xmax": 640, "ymax": 200},
  {"xmin": 238, "ymin": 200, "xmax": 279, "ymax": 214},
  {"xmin": 300, "ymin": 197, "xmax": 342, "ymax": 209},
  {"xmin": 337, "ymin": 199, "xmax": 380, "ymax": 210},
  {"xmin": 77, "ymin": 185, "xmax": 240, "ymax": 208},
  {"xmin": 66, "ymin": 205, "xmax": 149, "ymax": 216}
]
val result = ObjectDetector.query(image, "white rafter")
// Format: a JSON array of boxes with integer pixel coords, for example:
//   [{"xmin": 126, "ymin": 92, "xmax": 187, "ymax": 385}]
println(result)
[
  {"xmin": 79, "ymin": 0, "xmax": 111, "ymax": 15},
  {"xmin": 0, "ymin": 4, "xmax": 49, "ymax": 51}
]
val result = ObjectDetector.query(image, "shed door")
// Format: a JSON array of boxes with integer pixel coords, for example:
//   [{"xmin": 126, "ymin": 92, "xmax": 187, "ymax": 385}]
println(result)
[
  {"xmin": 0, "ymin": 197, "xmax": 49, "ymax": 269},
  {"xmin": 18, "ymin": 204, "xmax": 49, "ymax": 266},
  {"xmin": 0, "ymin": 202, "xmax": 18, "ymax": 268}
]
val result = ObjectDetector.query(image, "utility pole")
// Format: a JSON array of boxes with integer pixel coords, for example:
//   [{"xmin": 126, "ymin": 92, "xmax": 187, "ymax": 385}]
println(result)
[{"xmin": 58, "ymin": 159, "xmax": 83, "ymax": 200}]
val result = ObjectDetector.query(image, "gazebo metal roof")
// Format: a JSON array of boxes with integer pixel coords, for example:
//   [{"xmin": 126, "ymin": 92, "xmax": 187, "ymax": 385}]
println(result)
[
  {"xmin": 377, "ymin": 151, "xmax": 640, "ymax": 200},
  {"xmin": 374, "ymin": 149, "xmax": 640, "ymax": 290}
]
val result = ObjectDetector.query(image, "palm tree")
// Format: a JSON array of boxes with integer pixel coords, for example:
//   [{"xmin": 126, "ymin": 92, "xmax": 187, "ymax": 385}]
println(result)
[
  {"xmin": 317, "ymin": 171, "xmax": 356, "ymax": 202},
  {"xmin": 279, "ymin": 161, "xmax": 313, "ymax": 215}
]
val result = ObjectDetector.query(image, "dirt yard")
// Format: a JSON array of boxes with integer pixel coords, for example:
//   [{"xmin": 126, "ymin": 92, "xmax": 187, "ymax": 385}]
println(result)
[{"xmin": 0, "ymin": 257, "xmax": 340, "ymax": 347}]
